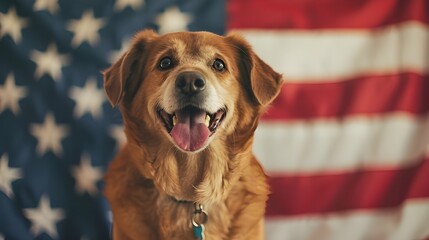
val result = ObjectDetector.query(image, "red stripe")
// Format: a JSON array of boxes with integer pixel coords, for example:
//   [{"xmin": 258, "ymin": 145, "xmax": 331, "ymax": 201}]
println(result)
[
  {"xmin": 266, "ymin": 157, "xmax": 429, "ymax": 216},
  {"xmin": 262, "ymin": 73, "xmax": 429, "ymax": 121},
  {"xmin": 228, "ymin": 0, "xmax": 429, "ymax": 30}
]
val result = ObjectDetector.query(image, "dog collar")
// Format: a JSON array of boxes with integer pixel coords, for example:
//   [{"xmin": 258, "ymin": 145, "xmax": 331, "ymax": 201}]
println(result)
[{"xmin": 170, "ymin": 196, "xmax": 192, "ymax": 204}]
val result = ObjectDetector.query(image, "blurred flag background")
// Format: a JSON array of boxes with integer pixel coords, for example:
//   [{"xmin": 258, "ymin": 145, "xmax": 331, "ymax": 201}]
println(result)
[{"xmin": 0, "ymin": 0, "xmax": 428, "ymax": 239}]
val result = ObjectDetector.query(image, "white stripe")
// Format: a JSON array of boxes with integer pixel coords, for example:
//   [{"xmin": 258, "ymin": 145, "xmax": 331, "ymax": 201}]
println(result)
[
  {"xmin": 254, "ymin": 113, "xmax": 429, "ymax": 173},
  {"xmin": 264, "ymin": 199, "xmax": 429, "ymax": 240},
  {"xmin": 235, "ymin": 21, "xmax": 429, "ymax": 82}
]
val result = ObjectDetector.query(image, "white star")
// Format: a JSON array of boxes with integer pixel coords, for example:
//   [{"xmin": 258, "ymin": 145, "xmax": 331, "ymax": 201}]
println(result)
[
  {"xmin": 107, "ymin": 210, "xmax": 113, "ymax": 223},
  {"xmin": 109, "ymin": 125, "xmax": 127, "ymax": 148},
  {"xmin": 114, "ymin": 0, "xmax": 144, "ymax": 11},
  {"xmin": 0, "ymin": 154, "xmax": 22, "ymax": 198},
  {"xmin": 0, "ymin": 7, "xmax": 28, "ymax": 43},
  {"xmin": 30, "ymin": 43, "xmax": 70, "ymax": 81},
  {"xmin": 24, "ymin": 195, "xmax": 65, "ymax": 239},
  {"xmin": 0, "ymin": 73, "xmax": 27, "ymax": 115},
  {"xmin": 71, "ymin": 154, "xmax": 103, "ymax": 196},
  {"xmin": 69, "ymin": 78, "xmax": 105, "ymax": 119},
  {"xmin": 30, "ymin": 113, "xmax": 68, "ymax": 157},
  {"xmin": 33, "ymin": 0, "xmax": 59, "ymax": 15},
  {"xmin": 67, "ymin": 10, "xmax": 105, "ymax": 48},
  {"xmin": 155, "ymin": 7, "xmax": 192, "ymax": 34},
  {"xmin": 108, "ymin": 37, "xmax": 131, "ymax": 64}
]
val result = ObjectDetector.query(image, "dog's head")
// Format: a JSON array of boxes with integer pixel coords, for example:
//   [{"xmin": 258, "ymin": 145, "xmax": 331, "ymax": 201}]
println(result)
[
  {"xmin": 104, "ymin": 30, "xmax": 283, "ymax": 202},
  {"xmin": 104, "ymin": 30, "xmax": 282, "ymax": 153}
]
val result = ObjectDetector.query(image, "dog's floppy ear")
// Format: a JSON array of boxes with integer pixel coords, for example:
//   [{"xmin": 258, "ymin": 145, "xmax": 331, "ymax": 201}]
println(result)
[
  {"xmin": 103, "ymin": 29, "xmax": 158, "ymax": 106},
  {"xmin": 227, "ymin": 33, "xmax": 284, "ymax": 106}
]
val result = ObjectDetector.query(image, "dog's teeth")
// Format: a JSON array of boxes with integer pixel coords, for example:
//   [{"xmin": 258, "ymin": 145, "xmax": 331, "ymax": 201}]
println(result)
[
  {"xmin": 205, "ymin": 114, "xmax": 211, "ymax": 127},
  {"xmin": 172, "ymin": 115, "xmax": 177, "ymax": 126}
]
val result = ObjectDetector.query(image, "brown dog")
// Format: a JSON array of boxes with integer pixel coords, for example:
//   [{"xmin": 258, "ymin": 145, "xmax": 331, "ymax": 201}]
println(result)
[{"xmin": 103, "ymin": 30, "xmax": 283, "ymax": 240}]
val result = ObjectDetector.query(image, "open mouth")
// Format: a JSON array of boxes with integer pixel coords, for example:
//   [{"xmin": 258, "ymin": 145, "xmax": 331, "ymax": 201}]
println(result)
[{"xmin": 157, "ymin": 106, "xmax": 226, "ymax": 152}]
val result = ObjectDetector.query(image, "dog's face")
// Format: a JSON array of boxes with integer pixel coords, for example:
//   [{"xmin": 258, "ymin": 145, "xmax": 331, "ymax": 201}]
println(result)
[
  {"xmin": 104, "ymin": 30, "xmax": 283, "ymax": 154},
  {"xmin": 146, "ymin": 32, "xmax": 240, "ymax": 152}
]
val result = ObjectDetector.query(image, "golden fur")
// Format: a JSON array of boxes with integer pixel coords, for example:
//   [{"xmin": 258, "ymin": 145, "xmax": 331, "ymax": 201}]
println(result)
[{"xmin": 103, "ymin": 30, "xmax": 283, "ymax": 239}]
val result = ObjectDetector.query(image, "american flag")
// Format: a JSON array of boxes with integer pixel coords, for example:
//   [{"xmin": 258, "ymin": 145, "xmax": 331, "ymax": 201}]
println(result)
[{"xmin": 0, "ymin": 0, "xmax": 428, "ymax": 239}]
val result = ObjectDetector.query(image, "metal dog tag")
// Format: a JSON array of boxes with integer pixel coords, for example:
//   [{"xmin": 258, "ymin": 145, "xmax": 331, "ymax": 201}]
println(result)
[
  {"xmin": 192, "ymin": 203, "xmax": 207, "ymax": 240},
  {"xmin": 193, "ymin": 224, "xmax": 205, "ymax": 240}
]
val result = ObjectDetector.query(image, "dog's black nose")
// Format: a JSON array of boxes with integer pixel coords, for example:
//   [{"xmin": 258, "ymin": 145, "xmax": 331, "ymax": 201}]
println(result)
[{"xmin": 175, "ymin": 72, "xmax": 206, "ymax": 95}]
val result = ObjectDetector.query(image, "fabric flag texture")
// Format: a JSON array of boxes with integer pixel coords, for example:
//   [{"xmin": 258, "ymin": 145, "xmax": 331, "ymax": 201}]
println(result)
[{"xmin": 0, "ymin": 0, "xmax": 428, "ymax": 239}]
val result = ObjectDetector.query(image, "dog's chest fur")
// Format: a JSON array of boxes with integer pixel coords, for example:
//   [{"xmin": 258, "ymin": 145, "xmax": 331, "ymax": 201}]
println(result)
[{"xmin": 104, "ymin": 143, "xmax": 268, "ymax": 239}]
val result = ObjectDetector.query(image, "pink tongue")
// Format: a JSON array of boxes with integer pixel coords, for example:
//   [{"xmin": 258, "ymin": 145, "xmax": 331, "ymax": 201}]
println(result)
[{"xmin": 170, "ymin": 108, "xmax": 211, "ymax": 151}]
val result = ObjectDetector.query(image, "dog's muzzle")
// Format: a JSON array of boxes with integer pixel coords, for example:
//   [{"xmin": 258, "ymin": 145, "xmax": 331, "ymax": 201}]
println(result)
[{"xmin": 157, "ymin": 71, "xmax": 226, "ymax": 152}]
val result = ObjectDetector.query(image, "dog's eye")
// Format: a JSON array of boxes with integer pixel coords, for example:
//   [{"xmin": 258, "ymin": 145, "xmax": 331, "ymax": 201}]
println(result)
[
  {"xmin": 159, "ymin": 57, "xmax": 173, "ymax": 70},
  {"xmin": 212, "ymin": 59, "xmax": 226, "ymax": 72}
]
